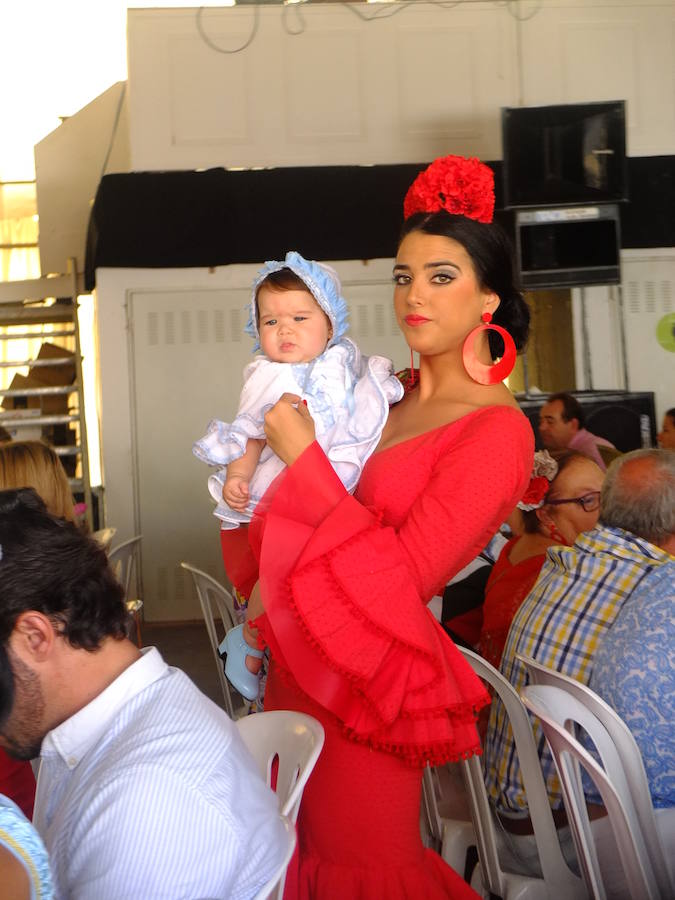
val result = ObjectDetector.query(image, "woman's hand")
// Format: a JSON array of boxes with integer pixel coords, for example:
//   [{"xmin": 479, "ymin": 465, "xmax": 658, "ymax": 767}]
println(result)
[{"xmin": 264, "ymin": 393, "xmax": 316, "ymax": 466}]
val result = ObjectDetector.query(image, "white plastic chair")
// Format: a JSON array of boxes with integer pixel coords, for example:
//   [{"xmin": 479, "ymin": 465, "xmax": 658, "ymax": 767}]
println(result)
[
  {"xmin": 236, "ymin": 710, "xmax": 325, "ymax": 823},
  {"xmin": 237, "ymin": 711, "xmax": 325, "ymax": 900},
  {"xmin": 251, "ymin": 815, "xmax": 296, "ymax": 900},
  {"xmin": 109, "ymin": 535, "xmax": 142, "ymax": 598},
  {"xmin": 109, "ymin": 535, "xmax": 143, "ymax": 646},
  {"xmin": 455, "ymin": 647, "xmax": 585, "ymax": 900},
  {"xmin": 518, "ymin": 655, "xmax": 674, "ymax": 899},
  {"xmin": 421, "ymin": 762, "xmax": 476, "ymax": 878},
  {"xmin": 521, "ymin": 683, "xmax": 667, "ymax": 900},
  {"xmin": 180, "ymin": 561, "xmax": 246, "ymax": 719},
  {"xmin": 91, "ymin": 526, "xmax": 117, "ymax": 551}
]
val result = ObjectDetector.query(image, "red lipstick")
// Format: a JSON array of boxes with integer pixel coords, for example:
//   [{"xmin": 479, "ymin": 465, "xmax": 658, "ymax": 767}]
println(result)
[{"xmin": 404, "ymin": 314, "xmax": 430, "ymax": 326}]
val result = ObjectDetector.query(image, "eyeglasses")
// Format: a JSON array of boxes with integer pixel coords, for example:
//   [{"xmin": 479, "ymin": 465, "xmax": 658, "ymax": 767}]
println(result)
[{"xmin": 545, "ymin": 491, "xmax": 601, "ymax": 513}]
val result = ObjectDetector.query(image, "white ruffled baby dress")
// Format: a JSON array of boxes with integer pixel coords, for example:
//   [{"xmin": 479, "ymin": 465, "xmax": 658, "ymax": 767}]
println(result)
[{"xmin": 193, "ymin": 337, "xmax": 403, "ymax": 528}]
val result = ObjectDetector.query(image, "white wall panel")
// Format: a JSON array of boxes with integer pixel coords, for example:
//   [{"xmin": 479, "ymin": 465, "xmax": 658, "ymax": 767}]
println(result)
[
  {"xmin": 127, "ymin": 3, "xmax": 518, "ymax": 169},
  {"xmin": 285, "ymin": 31, "xmax": 365, "ymax": 142},
  {"xmin": 571, "ymin": 249, "xmax": 675, "ymax": 420},
  {"xmin": 520, "ymin": 1, "xmax": 675, "ymax": 156},
  {"xmin": 168, "ymin": 35, "xmax": 252, "ymax": 145},
  {"xmin": 620, "ymin": 249, "xmax": 675, "ymax": 422}
]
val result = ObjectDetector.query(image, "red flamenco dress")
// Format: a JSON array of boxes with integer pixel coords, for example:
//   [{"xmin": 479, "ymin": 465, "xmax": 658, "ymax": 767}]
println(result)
[
  {"xmin": 478, "ymin": 537, "xmax": 548, "ymax": 669},
  {"xmin": 248, "ymin": 406, "xmax": 533, "ymax": 899}
]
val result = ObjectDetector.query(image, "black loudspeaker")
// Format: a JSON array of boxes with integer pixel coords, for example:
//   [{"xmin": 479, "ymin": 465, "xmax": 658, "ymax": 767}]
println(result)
[
  {"xmin": 518, "ymin": 391, "xmax": 656, "ymax": 453},
  {"xmin": 514, "ymin": 204, "xmax": 621, "ymax": 289}
]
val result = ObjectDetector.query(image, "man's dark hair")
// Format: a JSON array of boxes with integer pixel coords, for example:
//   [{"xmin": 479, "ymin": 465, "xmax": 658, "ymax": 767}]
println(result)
[
  {"xmin": 0, "ymin": 488, "xmax": 128, "ymax": 650},
  {"xmin": 547, "ymin": 392, "xmax": 585, "ymax": 428}
]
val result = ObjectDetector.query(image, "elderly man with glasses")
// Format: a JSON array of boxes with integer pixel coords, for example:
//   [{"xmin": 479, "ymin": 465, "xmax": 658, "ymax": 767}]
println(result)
[{"xmin": 482, "ymin": 448, "xmax": 675, "ymax": 874}]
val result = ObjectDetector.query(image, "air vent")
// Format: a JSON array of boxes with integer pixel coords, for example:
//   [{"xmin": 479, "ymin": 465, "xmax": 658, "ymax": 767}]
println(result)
[
  {"xmin": 626, "ymin": 281, "xmax": 640, "ymax": 314},
  {"xmin": 181, "ymin": 310, "xmax": 192, "ymax": 344},
  {"xmin": 147, "ymin": 311, "xmax": 159, "ymax": 346}
]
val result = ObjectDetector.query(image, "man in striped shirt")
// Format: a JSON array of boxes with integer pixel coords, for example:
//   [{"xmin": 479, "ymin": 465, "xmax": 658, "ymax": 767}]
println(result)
[
  {"xmin": 0, "ymin": 488, "xmax": 289, "ymax": 900},
  {"xmin": 483, "ymin": 449, "xmax": 675, "ymax": 858}
]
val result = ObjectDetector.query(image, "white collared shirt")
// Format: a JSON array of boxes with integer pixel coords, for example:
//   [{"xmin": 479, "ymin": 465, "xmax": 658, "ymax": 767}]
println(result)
[{"xmin": 34, "ymin": 648, "xmax": 287, "ymax": 900}]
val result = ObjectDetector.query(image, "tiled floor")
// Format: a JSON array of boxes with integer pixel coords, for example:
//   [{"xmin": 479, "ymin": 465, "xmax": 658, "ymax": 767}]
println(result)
[{"xmin": 141, "ymin": 621, "xmax": 225, "ymax": 709}]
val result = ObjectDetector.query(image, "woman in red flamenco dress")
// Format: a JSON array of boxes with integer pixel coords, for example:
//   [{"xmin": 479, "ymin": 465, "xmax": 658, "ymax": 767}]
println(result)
[{"xmin": 234, "ymin": 156, "xmax": 534, "ymax": 899}]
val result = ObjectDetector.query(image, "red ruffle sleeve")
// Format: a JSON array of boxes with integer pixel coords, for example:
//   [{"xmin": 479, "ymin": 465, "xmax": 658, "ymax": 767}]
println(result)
[{"xmin": 251, "ymin": 407, "xmax": 533, "ymax": 766}]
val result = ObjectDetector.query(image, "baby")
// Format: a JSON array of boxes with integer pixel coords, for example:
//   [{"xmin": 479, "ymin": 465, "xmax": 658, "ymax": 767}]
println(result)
[{"xmin": 193, "ymin": 251, "xmax": 403, "ymax": 699}]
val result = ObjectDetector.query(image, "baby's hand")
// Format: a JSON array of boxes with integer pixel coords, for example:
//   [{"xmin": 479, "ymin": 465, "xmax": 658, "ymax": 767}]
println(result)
[{"xmin": 223, "ymin": 475, "xmax": 250, "ymax": 511}]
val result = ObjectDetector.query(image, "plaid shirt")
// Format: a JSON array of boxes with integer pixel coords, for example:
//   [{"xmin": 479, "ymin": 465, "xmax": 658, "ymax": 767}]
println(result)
[{"xmin": 483, "ymin": 525, "xmax": 673, "ymax": 814}]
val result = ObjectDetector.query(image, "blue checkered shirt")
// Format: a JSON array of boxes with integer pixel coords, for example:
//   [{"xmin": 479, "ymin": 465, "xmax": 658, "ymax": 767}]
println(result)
[{"xmin": 482, "ymin": 525, "xmax": 673, "ymax": 814}]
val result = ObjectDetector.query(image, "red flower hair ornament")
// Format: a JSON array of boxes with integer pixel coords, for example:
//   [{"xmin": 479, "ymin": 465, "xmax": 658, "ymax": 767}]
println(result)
[
  {"xmin": 403, "ymin": 155, "xmax": 495, "ymax": 224},
  {"xmin": 517, "ymin": 450, "xmax": 559, "ymax": 511}
]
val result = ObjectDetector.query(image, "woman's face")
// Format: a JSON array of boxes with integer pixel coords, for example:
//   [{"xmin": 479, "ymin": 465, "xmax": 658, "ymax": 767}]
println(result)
[
  {"xmin": 538, "ymin": 457, "xmax": 605, "ymax": 546},
  {"xmin": 393, "ymin": 231, "xmax": 499, "ymax": 357},
  {"xmin": 657, "ymin": 414, "xmax": 675, "ymax": 450}
]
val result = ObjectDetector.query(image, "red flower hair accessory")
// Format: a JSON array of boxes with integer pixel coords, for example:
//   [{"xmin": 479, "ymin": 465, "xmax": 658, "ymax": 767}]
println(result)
[
  {"xmin": 403, "ymin": 155, "xmax": 495, "ymax": 223},
  {"xmin": 517, "ymin": 450, "xmax": 559, "ymax": 511}
]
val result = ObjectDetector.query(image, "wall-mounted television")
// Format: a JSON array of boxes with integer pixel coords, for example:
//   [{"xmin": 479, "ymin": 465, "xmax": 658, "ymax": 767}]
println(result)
[{"xmin": 502, "ymin": 101, "xmax": 628, "ymax": 209}]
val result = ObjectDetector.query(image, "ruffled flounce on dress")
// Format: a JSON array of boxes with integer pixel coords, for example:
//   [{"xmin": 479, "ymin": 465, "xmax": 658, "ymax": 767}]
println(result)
[
  {"xmin": 193, "ymin": 338, "xmax": 403, "ymax": 528},
  {"xmin": 246, "ymin": 407, "xmax": 534, "ymax": 899}
]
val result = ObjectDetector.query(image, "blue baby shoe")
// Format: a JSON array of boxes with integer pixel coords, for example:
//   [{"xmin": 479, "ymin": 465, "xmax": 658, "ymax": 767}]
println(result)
[{"xmin": 219, "ymin": 624, "xmax": 264, "ymax": 701}]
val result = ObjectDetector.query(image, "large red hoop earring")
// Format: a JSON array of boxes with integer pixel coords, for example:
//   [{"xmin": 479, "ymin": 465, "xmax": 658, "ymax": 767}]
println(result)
[{"xmin": 462, "ymin": 311, "xmax": 517, "ymax": 385}]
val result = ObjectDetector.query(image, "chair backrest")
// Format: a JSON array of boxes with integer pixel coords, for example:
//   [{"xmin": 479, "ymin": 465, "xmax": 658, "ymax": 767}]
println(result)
[
  {"xmin": 458, "ymin": 647, "xmax": 584, "ymax": 899},
  {"xmin": 236, "ymin": 710, "xmax": 325, "ymax": 824},
  {"xmin": 251, "ymin": 815, "xmax": 296, "ymax": 900},
  {"xmin": 180, "ymin": 561, "xmax": 241, "ymax": 718},
  {"xmin": 522, "ymin": 683, "xmax": 664, "ymax": 900},
  {"xmin": 518, "ymin": 654, "xmax": 674, "ymax": 898},
  {"xmin": 421, "ymin": 764, "xmax": 444, "ymax": 851},
  {"xmin": 92, "ymin": 526, "xmax": 117, "ymax": 551},
  {"xmin": 108, "ymin": 535, "xmax": 143, "ymax": 599}
]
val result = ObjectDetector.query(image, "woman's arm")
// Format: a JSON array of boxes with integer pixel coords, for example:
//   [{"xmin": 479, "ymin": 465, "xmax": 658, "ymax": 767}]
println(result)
[{"xmin": 251, "ymin": 405, "xmax": 532, "ymax": 762}]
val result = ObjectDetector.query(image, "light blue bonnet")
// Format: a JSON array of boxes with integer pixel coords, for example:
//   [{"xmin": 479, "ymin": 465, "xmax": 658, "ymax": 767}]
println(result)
[{"xmin": 244, "ymin": 250, "xmax": 349, "ymax": 352}]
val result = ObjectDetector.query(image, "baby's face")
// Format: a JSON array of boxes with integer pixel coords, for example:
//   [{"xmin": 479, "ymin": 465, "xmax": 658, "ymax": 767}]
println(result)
[{"xmin": 257, "ymin": 286, "xmax": 332, "ymax": 363}]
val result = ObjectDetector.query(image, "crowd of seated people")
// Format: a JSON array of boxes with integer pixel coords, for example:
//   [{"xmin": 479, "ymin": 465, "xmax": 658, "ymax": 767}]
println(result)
[
  {"xmin": 482, "ymin": 447, "xmax": 674, "ymax": 894},
  {"xmin": 436, "ymin": 396, "xmax": 674, "ymax": 894},
  {"xmin": 0, "ymin": 399, "xmax": 671, "ymax": 900}
]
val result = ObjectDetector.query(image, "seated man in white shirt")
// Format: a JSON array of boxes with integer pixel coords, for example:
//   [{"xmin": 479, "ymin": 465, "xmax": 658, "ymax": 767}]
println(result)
[{"xmin": 0, "ymin": 488, "xmax": 289, "ymax": 900}]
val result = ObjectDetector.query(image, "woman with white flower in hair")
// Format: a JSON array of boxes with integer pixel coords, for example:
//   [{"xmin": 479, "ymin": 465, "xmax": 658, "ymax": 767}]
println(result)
[{"xmin": 479, "ymin": 450, "xmax": 604, "ymax": 669}]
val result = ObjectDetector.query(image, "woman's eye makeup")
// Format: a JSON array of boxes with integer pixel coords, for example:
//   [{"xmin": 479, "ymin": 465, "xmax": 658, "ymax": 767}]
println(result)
[
  {"xmin": 393, "ymin": 272, "xmax": 411, "ymax": 285},
  {"xmin": 431, "ymin": 271, "xmax": 455, "ymax": 283}
]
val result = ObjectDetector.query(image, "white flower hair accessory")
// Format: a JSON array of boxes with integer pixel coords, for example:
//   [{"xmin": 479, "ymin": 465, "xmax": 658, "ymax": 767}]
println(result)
[{"xmin": 517, "ymin": 450, "xmax": 559, "ymax": 511}]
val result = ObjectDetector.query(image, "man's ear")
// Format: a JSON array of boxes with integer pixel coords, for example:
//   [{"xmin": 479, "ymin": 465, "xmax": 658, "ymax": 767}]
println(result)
[
  {"xmin": 10, "ymin": 612, "xmax": 58, "ymax": 663},
  {"xmin": 569, "ymin": 417, "xmax": 581, "ymax": 435}
]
